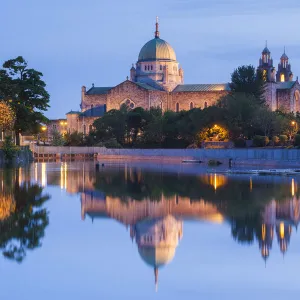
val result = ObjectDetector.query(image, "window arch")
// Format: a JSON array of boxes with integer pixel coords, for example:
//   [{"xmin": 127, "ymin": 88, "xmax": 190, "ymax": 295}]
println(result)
[
  {"xmin": 190, "ymin": 102, "xmax": 194, "ymax": 110},
  {"xmin": 176, "ymin": 103, "xmax": 180, "ymax": 112},
  {"xmin": 121, "ymin": 98, "xmax": 135, "ymax": 109},
  {"xmin": 204, "ymin": 102, "xmax": 208, "ymax": 108}
]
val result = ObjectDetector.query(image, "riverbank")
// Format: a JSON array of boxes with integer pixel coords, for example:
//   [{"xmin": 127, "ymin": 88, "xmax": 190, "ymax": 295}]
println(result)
[
  {"xmin": 0, "ymin": 147, "xmax": 33, "ymax": 165},
  {"xmin": 31, "ymin": 145, "xmax": 300, "ymax": 167}
]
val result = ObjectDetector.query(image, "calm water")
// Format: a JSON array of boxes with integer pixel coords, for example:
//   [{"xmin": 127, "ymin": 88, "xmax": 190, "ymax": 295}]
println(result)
[{"xmin": 0, "ymin": 161, "xmax": 300, "ymax": 299}]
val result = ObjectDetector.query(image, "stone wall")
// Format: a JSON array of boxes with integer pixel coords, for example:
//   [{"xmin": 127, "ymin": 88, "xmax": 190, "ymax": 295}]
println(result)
[
  {"xmin": 107, "ymin": 80, "xmax": 150, "ymax": 110},
  {"xmin": 171, "ymin": 91, "xmax": 228, "ymax": 111},
  {"xmin": 82, "ymin": 94, "xmax": 107, "ymax": 112}
]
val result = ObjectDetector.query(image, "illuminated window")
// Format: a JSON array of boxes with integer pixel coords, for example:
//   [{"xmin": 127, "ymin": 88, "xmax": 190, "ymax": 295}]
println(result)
[
  {"xmin": 263, "ymin": 69, "xmax": 267, "ymax": 81},
  {"xmin": 204, "ymin": 102, "xmax": 208, "ymax": 108},
  {"xmin": 176, "ymin": 103, "xmax": 180, "ymax": 112},
  {"xmin": 190, "ymin": 102, "xmax": 194, "ymax": 110},
  {"xmin": 280, "ymin": 74, "xmax": 285, "ymax": 82}
]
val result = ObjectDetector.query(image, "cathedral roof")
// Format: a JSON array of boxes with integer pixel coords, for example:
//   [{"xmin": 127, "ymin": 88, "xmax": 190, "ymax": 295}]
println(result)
[
  {"xmin": 262, "ymin": 47, "xmax": 271, "ymax": 54},
  {"xmin": 173, "ymin": 83, "xmax": 231, "ymax": 92},
  {"xmin": 276, "ymin": 81, "xmax": 296, "ymax": 90},
  {"xmin": 86, "ymin": 87, "xmax": 112, "ymax": 95},
  {"xmin": 138, "ymin": 246, "xmax": 176, "ymax": 268},
  {"xmin": 138, "ymin": 37, "xmax": 177, "ymax": 62},
  {"xmin": 80, "ymin": 105, "xmax": 106, "ymax": 117}
]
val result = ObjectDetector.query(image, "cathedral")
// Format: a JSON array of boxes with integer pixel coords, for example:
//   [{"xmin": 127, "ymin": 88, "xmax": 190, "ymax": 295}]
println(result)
[{"xmin": 51, "ymin": 19, "xmax": 300, "ymax": 136}]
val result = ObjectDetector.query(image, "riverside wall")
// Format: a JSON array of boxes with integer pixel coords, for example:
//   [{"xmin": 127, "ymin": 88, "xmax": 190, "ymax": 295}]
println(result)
[{"xmin": 31, "ymin": 145, "xmax": 300, "ymax": 167}]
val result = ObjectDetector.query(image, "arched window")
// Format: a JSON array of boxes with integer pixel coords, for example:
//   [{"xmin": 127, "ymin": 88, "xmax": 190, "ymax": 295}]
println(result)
[
  {"xmin": 147, "ymin": 65, "xmax": 150, "ymax": 71},
  {"xmin": 190, "ymin": 102, "xmax": 194, "ymax": 110},
  {"xmin": 204, "ymin": 102, "xmax": 208, "ymax": 108},
  {"xmin": 176, "ymin": 103, "xmax": 180, "ymax": 112},
  {"xmin": 121, "ymin": 99, "xmax": 135, "ymax": 110},
  {"xmin": 280, "ymin": 74, "xmax": 285, "ymax": 82},
  {"xmin": 144, "ymin": 65, "xmax": 147, "ymax": 71},
  {"xmin": 151, "ymin": 65, "xmax": 153, "ymax": 71},
  {"xmin": 160, "ymin": 65, "xmax": 162, "ymax": 71}
]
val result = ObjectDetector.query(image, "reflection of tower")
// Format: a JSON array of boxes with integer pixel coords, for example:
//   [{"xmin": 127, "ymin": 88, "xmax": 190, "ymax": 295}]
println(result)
[
  {"xmin": 276, "ymin": 222, "xmax": 292, "ymax": 255},
  {"xmin": 130, "ymin": 215, "xmax": 183, "ymax": 291},
  {"xmin": 258, "ymin": 224, "xmax": 274, "ymax": 262}
]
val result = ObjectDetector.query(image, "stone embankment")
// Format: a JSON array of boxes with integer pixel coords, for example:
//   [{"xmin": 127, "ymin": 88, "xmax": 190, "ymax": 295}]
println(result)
[{"xmin": 30, "ymin": 145, "xmax": 300, "ymax": 167}]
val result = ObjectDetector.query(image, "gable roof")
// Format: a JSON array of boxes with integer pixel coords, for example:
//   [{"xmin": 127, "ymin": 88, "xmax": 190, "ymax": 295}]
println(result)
[
  {"xmin": 86, "ymin": 87, "xmax": 112, "ymax": 95},
  {"xmin": 66, "ymin": 110, "xmax": 81, "ymax": 115},
  {"xmin": 135, "ymin": 82, "xmax": 161, "ymax": 91},
  {"xmin": 276, "ymin": 81, "xmax": 296, "ymax": 90},
  {"xmin": 80, "ymin": 105, "xmax": 106, "ymax": 118},
  {"xmin": 173, "ymin": 83, "xmax": 231, "ymax": 93}
]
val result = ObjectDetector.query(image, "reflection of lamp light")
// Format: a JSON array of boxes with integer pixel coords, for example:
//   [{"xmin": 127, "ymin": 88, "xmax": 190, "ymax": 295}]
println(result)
[{"xmin": 280, "ymin": 222, "xmax": 285, "ymax": 239}]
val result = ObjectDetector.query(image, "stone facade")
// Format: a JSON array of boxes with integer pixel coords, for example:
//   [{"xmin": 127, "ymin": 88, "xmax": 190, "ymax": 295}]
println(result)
[{"xmin": 50, "ymin": 21, "xmax": 300, "ymax": 138}]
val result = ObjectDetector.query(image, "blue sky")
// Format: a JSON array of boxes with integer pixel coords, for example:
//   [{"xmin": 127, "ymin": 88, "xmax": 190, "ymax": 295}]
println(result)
[{"xmin": 2, "ymin": 0, "xmax": 300, "ymax": 119}]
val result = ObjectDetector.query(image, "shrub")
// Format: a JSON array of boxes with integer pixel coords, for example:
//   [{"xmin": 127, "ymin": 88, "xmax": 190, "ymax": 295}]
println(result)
[
  {"xmin": 272, "ymin": 136, "xmax": 279, "ymax": 146},
  {"xmin": 279, "ymin": 135, "xmax": 288, "ymax": 146},
  {"xmin": 234, "ymin": 138, "xmax": 246, "ymax": 148},
  {"xmin": 96, "ymin": 138, "xmax": 122, "ymax": 149},
  {"xmin": 2, "ymin": 136, "xmax": 18, "ymax": 161},
  {"xmin": 253, "ymin": 136, "xmax": 269, "ymax": 147},
  {"xmin": 208, "ymin": 160, "xmax": 222, "ymax": 166},
  {"xmin": 294, "ymin": 134, "xmax": 300, "ymax": 147}
]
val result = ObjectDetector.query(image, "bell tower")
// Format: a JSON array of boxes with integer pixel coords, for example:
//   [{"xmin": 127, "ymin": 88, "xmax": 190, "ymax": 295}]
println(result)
[
  {"xmin": 257, "ymin": 42, "xmax": 275, "ymax": 82},
  {"xmin": 276, "ymin": 47, "xmax": 293, "ymax": 82}
]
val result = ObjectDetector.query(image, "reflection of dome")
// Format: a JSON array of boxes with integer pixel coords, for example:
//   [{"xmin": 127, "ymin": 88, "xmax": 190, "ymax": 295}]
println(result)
[
  {"xmin": 138, "ymin": 38, "xmax": 177, "ymax": 62},
  {"xmin": 138, "ymin": 246, "xmax": 176, "ymax": 268},
  {"xmin": 0, "ymin": 195, "xmax": 16, "ymax": 221}
]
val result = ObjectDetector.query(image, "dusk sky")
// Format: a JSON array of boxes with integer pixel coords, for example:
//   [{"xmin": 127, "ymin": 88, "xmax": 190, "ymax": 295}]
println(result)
[{"xmin": 2, "ymin": 0, "xmax": 300, "ymax": 119}]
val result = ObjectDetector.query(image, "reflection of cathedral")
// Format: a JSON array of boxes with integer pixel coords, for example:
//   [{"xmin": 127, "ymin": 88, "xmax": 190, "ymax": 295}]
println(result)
[
  {"xmin": 258, "ymin": 179, "xmax": 300, "ymax": 261},
  {"xmin": 81, "ymin": 193, "xmax": 223, "ymax": 288}
]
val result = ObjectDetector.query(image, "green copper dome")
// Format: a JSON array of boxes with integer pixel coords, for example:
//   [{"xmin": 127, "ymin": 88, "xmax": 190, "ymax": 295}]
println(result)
[{"xmin": 138, "ymin": 37, "xmax": 177, "ymax": 62}]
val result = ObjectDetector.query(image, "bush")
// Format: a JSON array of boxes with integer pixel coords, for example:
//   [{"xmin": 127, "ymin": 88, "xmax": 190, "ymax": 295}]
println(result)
[
  {"xmin": 234, "ymin": 138, "xmax": 246, "ymax": 148},
  {"xmin": 253, "ymin": 136, "xmax": 269, "ymax": 147},
  {"xmin": 2, "ymin": 136, "xmax": 18, "ymax": 161},
  {"xmin": 208, "ymin": 160, "xmax": 222, "ymax": 166},
  {"xmin": 279, "ymin": 135, "xmax": 288, "ymax": 146},
  {"xmin": 294, "ymin": 134, "xmax": 300, "ymax": 147},
  {"xmin": 96, "ymin": 138, "xmax": 123, "ymax": 149},
  {"xmin": 272, "ymin": 136, "xmax": 279, "ymax": 146}
]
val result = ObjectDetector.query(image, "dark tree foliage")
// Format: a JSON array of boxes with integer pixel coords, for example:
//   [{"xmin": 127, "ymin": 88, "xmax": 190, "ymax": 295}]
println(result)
[
  {"xmin": 230, "ymin": 65, "xmax": 266, "ymax": 105},
  {"xmin": 0, "ymin": 169, "xmax": 50, "ymax": 263},
  {"xmin": 0, "ymin": 56, "xmax": 50, "ymax": 145}
]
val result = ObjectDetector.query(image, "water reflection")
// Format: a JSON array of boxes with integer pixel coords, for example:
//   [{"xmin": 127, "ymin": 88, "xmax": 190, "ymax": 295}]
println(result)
[
  {"xmin": 43, "ymin": 162, "xmax": 300, "ymax": 287},
  {"xmin": 2, "ymin": 162, "xmax": 300, "ymax": 288},
  {"xmin": 0, "ymin": 168, "xmax": 50, "ymax": 262}
]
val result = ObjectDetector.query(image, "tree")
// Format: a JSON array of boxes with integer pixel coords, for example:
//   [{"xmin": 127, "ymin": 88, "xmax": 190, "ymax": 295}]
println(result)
[
  {"xmin": 218, "ymin": 93, "xmax": 258, "ymax": 139},
  {"xmin": 230, "ymin": 65, "xmax": 266, "ymax": 105},
  {"xmin": 0, "ymin": 56, "xmax": 50, "ymax": 145},
  {"xmin": 252, "ymin": 108, "xmax": 276, "ymax": 137},
  {"xmin": 0, "ymin": 101, "xmax": 15, "ymax": 133},
  {"xmin": 51, "ymin": 129, "xmax": 65, "ymax": 146}
]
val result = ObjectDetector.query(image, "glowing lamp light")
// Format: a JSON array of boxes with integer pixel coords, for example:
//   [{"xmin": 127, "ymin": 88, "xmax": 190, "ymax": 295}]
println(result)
[
  {"xmin": 291, "ymin": 121, "xmax": 296, "ymax": 126},
  {"xmin": 41, "ymin": 126, "xmax": 47, "ymax": 131}
]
